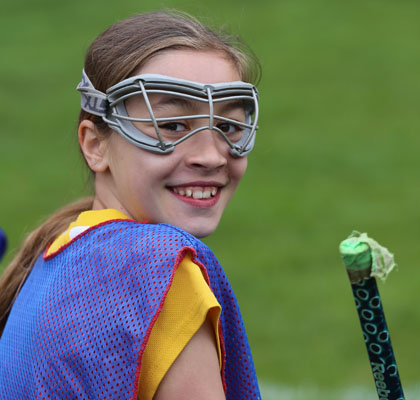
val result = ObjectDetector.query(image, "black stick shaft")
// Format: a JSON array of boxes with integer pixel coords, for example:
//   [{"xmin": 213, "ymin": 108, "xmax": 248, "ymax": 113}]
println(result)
[{"xmin": 351, "ymin": 277, "xmax": 404, "ymax": 400}]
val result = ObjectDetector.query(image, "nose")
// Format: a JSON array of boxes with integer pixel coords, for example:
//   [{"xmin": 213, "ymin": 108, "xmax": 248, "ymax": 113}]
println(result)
[{"xmin": 183, "ymin": 129, "xmax": 228, "ymax": 171}]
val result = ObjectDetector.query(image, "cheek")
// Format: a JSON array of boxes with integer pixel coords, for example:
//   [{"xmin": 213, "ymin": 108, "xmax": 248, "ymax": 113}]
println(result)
[
  {"xmin": 108, "ymin": 137, "xmax": 156, "ymax": 181},
  {"xmin": 230, "ymin": 157, "xmax": 248, "ymax": 183}
]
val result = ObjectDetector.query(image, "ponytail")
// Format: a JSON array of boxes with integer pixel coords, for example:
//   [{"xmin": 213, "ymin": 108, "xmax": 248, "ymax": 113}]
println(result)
[{"xmin": 0, "ymin": 197, "xmax": 94, "ymax": 335}]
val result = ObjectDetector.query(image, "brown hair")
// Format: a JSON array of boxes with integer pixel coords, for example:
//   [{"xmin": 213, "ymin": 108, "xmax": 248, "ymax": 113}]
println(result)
[{"xmin": 0, "ymin": 10, "xmax": 260, "ymax": 335}]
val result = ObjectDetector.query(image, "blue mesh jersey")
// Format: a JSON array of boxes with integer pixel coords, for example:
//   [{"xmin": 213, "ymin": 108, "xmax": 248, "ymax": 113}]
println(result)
[{"xmin": 0, "ymin": 220, "xmax": 261, "ymax": 399}]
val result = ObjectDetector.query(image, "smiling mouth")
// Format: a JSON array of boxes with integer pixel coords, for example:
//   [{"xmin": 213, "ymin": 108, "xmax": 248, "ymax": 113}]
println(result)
[{"xmin": 171, "ymin": 186, "xmax": 219, "ymax": 199}]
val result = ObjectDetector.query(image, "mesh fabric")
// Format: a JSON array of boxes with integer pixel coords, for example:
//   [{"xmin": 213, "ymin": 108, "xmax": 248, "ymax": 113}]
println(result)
[{"xmin": 0, "ymin": 221, "xmax": 260, "ymax": 399}]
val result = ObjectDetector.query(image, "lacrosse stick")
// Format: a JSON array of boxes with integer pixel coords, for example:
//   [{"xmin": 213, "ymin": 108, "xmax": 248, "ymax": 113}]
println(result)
[{"xmin": 339, "ymin": 231, "xmax": 404, "ymax": 400}]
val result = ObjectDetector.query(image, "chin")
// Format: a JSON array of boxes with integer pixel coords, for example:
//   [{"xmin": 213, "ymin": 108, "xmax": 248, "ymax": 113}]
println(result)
[{"xmin": 176, "ymin": 219, "xmax": 219, "ymax": 239}]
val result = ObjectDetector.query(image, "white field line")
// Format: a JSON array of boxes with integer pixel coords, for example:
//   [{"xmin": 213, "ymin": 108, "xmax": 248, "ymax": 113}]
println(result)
[{"xmin": 260, "ymin": 381, "xmax": 420, "ymax": 400}]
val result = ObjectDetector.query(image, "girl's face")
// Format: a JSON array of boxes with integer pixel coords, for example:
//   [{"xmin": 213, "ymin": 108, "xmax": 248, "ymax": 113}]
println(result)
[{"xmin": 95, "ymin": 50, "xmax": 248, "ymax": 238}]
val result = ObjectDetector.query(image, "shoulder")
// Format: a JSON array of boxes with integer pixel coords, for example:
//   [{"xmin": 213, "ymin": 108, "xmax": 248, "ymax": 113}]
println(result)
[
  {"xmin": 65, "ymin": 219, "xmax": 195, "ymax": 246},
  {"xmin": 48, "ymin": 219, "xmax": 217, "ymax": 269},
  {"xmin": 94, "ymin": 220, "xmax": 194, "ymax": 240},
  {"xmin": 79, "ymin": 220, "xmax": 214, "ymax": 261},
  {"xmin": 99, "ymin": 221, "xmax": 208, "ymax": 250}
]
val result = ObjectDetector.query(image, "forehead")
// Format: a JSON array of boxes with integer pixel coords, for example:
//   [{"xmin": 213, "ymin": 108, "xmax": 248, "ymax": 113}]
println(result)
[{"xmin": 137, "ymin": 49, "xmax": 241, "ymax": 84}]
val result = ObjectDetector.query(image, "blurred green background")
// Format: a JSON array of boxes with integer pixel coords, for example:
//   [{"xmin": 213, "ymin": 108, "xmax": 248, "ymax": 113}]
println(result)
[{"xmin": 1, "ymin": 0, "xmax": 420, "ymax": 398}]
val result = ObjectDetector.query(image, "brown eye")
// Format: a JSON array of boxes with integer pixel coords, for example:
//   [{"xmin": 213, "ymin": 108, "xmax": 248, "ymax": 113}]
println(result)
[
  {"xmin": 216, "ymin": 122, "xmax": 244, "ymax": 143},
  {"xmin": 159, "ymin": 122, "xmax": 188, "ymax": 132},
  {"xmin": 217, "ymin": 123, "xmax": 242, "ymax": 134}
]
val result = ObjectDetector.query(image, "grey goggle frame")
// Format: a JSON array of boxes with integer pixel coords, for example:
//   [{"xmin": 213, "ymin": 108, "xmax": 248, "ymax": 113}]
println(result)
[{"xmin": 76, "ymin": 69, "xmax": 259, "ymax": 157}]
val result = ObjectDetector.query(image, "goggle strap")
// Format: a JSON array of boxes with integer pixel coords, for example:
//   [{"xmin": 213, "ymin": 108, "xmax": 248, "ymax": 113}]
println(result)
[{"xmin": 76, "ymin": 69, "xmax": 108, "ymax": 117}]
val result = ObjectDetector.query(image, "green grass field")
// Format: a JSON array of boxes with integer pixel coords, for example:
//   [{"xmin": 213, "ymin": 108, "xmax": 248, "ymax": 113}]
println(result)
[{"xmin": 1, "ymin": 0, "xmax": 420, "ymax": 398}]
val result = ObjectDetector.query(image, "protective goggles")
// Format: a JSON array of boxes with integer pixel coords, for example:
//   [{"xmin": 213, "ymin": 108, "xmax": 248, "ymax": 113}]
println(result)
[{"xmin": 76, "ymin": 69, "xmax": 259, "ymax": 157}]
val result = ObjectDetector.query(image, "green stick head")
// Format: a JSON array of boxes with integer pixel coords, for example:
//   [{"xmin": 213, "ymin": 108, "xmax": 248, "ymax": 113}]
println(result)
[
  {"xmin": 339, "ymin": 237, "xmax": 372, "ymax": 283},
  {"xmin": 339, "ymin": 231, "xmax": 396, "ymax": 283},
  {"xmin": 340, "ymin": 239, "xmax": 371, "ymax": 270}
]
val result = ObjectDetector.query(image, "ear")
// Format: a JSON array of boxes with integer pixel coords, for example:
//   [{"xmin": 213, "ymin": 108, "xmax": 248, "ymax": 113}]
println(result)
[{"xmin": 78, "ymin": 120, "xmax": 110, "ymax": 172}]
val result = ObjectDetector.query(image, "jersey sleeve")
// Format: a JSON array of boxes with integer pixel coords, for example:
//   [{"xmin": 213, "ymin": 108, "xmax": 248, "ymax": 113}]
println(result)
[{"xmin": 137, "ymin": 253, "xmax": 221, "ymax": 400}]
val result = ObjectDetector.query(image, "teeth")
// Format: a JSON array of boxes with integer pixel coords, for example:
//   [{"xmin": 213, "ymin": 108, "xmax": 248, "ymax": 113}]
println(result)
[{"xmin": 172, "ymin": 186, "xmax": 219, "ymax": 199}]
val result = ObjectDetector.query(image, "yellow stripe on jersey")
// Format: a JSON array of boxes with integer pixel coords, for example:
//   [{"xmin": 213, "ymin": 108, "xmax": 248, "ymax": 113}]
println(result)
[{"xmin": 138, "ymin": 253, "xmax": 221, "ymax": 399}]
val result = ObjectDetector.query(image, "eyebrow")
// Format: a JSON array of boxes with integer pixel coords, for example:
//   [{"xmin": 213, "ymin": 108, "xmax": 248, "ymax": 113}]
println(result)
[
  {"xmin": 151, "ymin": 96, "xmax": 200, "ymax": 113},
  {"xmin": 151, "ymin": 96, "xmax": 248, "ymax": 115},
  {"xmin": 216, "ymin": 100, "xmax": 248, "ymax": 114}
]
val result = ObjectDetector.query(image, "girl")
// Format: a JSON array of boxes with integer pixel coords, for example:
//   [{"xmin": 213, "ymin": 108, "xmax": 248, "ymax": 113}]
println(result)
[{"xmin": 0, "ymin": 11, "xmax": 261, "ymax": 400}]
